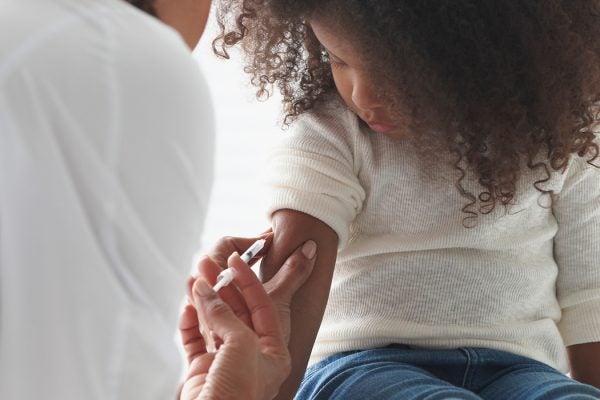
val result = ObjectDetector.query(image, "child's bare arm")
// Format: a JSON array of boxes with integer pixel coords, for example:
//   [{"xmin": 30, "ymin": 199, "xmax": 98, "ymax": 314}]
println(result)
[
  {"xmin": 260, "ymin": 209, "xmax": 339, "ymax": 400},
  {"xmin": 568, "ymin": 342, "xmax": 600, "ymax": 388}
]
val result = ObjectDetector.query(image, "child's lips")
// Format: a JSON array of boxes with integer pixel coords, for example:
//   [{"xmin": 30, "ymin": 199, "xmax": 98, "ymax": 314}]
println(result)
[{"xmin": 367, "ymin": 122, "xmax": 396, "ymax": 134}]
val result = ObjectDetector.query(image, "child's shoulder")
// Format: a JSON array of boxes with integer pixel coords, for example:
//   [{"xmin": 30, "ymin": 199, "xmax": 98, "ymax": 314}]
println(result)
[
  {"xmin": 292, "ymin": 93, "xmax": 362, "ymax": 141},
  {"xmin": 272, "ymin": 94, "xmax": 369, "ymax": 168}
]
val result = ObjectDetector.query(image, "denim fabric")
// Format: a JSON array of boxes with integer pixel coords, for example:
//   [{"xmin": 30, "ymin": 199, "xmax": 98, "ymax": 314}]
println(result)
[{"xmin": 296, "ymin": 345, "xmax": 600, "ymax": 400}]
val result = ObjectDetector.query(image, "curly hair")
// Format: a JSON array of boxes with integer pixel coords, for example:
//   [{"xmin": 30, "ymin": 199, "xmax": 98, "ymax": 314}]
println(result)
[{"xmin": 214, "ymin": 0, "xmax": 600, "ymax": 222}]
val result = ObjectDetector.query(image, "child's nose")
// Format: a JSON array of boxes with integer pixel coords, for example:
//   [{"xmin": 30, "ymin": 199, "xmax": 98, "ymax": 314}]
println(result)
[{"xmin": 351, "ymin": 77, "xmax": 384, "ymax": 111}]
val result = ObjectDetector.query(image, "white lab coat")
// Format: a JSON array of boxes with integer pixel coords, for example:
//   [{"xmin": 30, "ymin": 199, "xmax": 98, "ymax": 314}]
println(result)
[{"xmin": 0, "ymin": 0, "xmax": 214, "ymax": 398}]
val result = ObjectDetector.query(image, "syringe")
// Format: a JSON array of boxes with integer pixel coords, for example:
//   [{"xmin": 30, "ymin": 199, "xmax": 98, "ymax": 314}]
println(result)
[{"xmin": 212, "ymin": 239, "xmax": 266, "ymax": 292}]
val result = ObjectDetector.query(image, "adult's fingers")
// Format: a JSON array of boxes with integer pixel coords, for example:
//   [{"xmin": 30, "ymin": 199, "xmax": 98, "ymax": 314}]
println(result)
[
  {"xmin": 263, "ymin": 240, "xmax": 317, "ymax": 343},
  {"xmin": 264, "ymin": 240, "xmax": 317, "ymax": 307},
  {"xmin": 227, "ymin": 252, "xmax": 284, "ymax": 342},
  {"xmin": 192, "ymin": 278, "xmax": 250, "ymax": 342},
  {"xmin": 179, "ymin": 304, "xmax": 207, "ymax": 364},
  {"xmin": 193, "ymin": 256, "xmax": 252, "ymax": 330},
  {"xmin": 206, "ymin": 233, "xmax": 273, "ymax": 269},
  {"xmin": 228, "ymin": 240, "xmax": 317, "ymax": 345},
  {"xmin": 180, "ymin": 352, "xmax": 215, "ymax": 400}
]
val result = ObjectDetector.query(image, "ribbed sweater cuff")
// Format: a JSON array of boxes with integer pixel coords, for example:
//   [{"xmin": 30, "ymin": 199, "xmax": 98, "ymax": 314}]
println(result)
[{"xmin": 267, "ymin": 189, "xmax": 348, "ymax": 248}]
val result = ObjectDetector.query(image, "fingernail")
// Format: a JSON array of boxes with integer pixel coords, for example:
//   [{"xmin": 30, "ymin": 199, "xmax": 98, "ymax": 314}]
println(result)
[
  {"xmin": 194, "ymin": 279, "xmax": 214, "ymax": 296},
  {"xmin": 302, "ymin": 240, "xmax": 317, "ymax": 259}
]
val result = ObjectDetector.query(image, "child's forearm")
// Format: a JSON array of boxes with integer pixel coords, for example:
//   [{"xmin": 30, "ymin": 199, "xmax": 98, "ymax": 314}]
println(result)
[
  {"xmin": 260, "ymin": 209, "xmax": 339, "ymax": 400},
  {"xmin": 567, "ymin": 342, "xmax": 600, "ymax": 389}
]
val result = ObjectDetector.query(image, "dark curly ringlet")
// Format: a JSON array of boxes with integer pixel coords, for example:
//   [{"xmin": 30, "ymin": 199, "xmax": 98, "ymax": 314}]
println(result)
[{"xmin": 214, "ymin": 0, "xmax": 600, "ymax": 223}]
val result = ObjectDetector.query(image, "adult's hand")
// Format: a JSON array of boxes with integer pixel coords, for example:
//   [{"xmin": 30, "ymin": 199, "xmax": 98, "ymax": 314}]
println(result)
[
  {"xmin": 179, "ymin": 238, "xmax": 318, "ymax": 400},
  {"xmin": 197, "ymin": 233, "xmax": 317, "ymax": 343}
]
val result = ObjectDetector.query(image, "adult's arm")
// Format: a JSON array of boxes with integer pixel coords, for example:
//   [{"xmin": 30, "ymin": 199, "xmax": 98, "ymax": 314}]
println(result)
[{"xmin": 0, "ymin": 4, "xmax": 213, "ymax": 399}]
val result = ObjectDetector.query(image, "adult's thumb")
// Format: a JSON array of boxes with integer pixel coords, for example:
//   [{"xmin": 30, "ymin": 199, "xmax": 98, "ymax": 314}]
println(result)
[{"xmin": 264, "ymin": 240, "xmax": 317, "ymax": 305}]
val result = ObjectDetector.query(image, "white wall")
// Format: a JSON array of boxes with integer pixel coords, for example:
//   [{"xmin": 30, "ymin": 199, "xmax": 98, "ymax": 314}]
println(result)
[{"xmin": 193, "ymin": 17, "xmax": 284, "ymax": 252}]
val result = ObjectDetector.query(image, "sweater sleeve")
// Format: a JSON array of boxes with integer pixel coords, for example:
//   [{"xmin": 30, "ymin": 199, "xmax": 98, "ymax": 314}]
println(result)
[
  {"xmin": 264, "ymin": 104, "xmax": 366, "ymax": 249},
  {"xmin": 554, "ymin": 155, "xmax": 600, "ymax": 346}
]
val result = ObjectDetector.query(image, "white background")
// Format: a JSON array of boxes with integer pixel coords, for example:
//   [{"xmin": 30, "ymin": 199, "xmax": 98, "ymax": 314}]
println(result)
[{"xmin": 193, "ymin": 15, "xmax": 284, "ymax": 252}]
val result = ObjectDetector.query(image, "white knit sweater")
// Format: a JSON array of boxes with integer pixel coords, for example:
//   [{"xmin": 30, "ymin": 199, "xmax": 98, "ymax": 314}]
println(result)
[{"xmin": 266, "ymin": 100, "xmax": 600, "ymax": 373}]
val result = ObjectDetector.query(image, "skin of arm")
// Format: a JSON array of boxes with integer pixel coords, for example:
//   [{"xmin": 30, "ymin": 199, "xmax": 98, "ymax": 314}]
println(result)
[
  {"xmin": 567, "ymin": 342, "xmax": 600, "ymax": 388},
  {"xmin": 260, "ymin": 209, "xmax": 339, "ymax": 400}
]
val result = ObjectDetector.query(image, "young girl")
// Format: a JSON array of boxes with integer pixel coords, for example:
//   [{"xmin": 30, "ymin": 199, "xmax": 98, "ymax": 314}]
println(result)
[{"xmin": 213, "ymin": 1, "xmax": 600, "ymax": 399}]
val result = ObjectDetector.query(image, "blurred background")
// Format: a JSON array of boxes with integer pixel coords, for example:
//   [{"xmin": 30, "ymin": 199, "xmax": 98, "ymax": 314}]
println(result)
[{"xmin": 193, "ymin": 14, "xmax": 284, "ymax": 253}]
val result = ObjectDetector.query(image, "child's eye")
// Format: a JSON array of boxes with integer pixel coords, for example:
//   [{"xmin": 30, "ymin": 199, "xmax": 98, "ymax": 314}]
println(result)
[
  {"xmin": 322, "ymin": 50, "xmax": 347, "ymax": 69},
  {"xmin": 329, "ymin": 58, "xmax": 347, "ymax": 69}
]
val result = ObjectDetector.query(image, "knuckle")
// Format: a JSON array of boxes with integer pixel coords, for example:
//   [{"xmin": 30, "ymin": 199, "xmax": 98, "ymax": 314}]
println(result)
[
  {"xmin": 215, "ymin": 236, "xmax": 234, "ymax": 251},
  {"xmin": 185, "ymin": 276, "xmax": 195, "ymax": 294},
  {"xmin": 276, "ymin": 304, "xmax": 291, "ymax": 319},
  {"xmin": 283, "ymin": 256, "xmax": 303, "ymax": 271},
  {"xmin": 249, "ymin": 301, "xmax": 274, "ymax": 318},
  {"xmin": 228, "ymin": 329, "xmax": 258, "ymax": 348},
  {"xmin": 275, "ymin": 350, "xmax": 292, "ymax": 380},
  {"xmin": 281, "ymin": 355, "xmax": 292, "ymax": 377},
  {"xmin": 266, "ymin": 282, "xmax": 292, "ymax": 302},
  {"xmin": 204, "ymin": 297, "xmax": 231, "ymax": 318},
  {"xmin": 265, "ymin": 284, "xmax": 281, "ymax": 299}
]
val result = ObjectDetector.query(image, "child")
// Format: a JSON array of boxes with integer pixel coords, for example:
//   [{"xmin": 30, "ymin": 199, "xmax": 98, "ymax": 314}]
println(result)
[{"xmin": 214, "ymin": 1, "xmax": 600, "ymax": 399}]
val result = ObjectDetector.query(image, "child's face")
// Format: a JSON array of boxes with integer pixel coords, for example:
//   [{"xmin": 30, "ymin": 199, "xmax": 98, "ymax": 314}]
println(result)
[{"xmin": 311, "ymin": 18, "xmax": 408, "ymax": 139}]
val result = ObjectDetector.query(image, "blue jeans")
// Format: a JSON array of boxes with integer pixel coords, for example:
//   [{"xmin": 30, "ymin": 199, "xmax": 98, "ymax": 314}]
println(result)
[{"xmin": 296, "ymin": 345, "xmax": 600, "ymax": 399}]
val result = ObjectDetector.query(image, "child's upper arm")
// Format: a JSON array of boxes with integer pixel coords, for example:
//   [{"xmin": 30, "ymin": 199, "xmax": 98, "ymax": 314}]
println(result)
[
  {"xmin": 554, "ymin": 157, "xmax": 600, "ymax": 348},
  {"xmin": 261, "ymin": 209, "xmax": 339, "ymax": 309},
  {"xmin": 260, "ymin": 103, "xmax": 365, "ymax": 398},
  {"xmin": 260, "ymin": 209, "xmax": 339, "ymax": 400}
]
